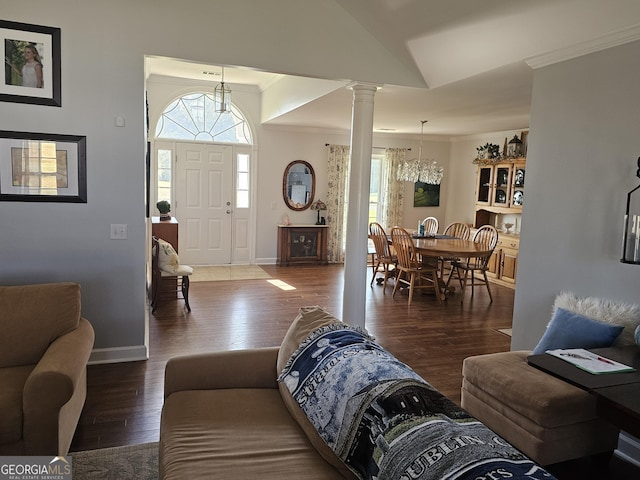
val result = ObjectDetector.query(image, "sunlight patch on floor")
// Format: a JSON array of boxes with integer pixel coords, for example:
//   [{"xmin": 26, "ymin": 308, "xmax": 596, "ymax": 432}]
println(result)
[{"xmin": 267, "ymin": 279, "xmax": 296, "ymax": 291}]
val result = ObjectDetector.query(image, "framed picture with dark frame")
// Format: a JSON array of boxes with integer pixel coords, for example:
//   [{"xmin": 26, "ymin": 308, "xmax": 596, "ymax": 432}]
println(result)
[
  {"xmin": 0, "ymin": 130, "xmax": 86, "ymax": 202},
  {"xmin": 414, "ymin": 182, "xmax": 440, "ymax": 207},
  {"xmin": 1, "ymin": 20, "xmax": 61, "ymax": 106}
]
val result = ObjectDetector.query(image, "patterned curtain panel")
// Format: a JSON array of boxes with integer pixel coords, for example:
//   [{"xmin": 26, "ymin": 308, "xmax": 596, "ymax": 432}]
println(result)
[
  {"xmin": 326, "ymin": 145, "xmax": 350, "ymax": 263},
  {"xmin": 381, "ymin": 148, "xmax": 406, "ymax": 230}
]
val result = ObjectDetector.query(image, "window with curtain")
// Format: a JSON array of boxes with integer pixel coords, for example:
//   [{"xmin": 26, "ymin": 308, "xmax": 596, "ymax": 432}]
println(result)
[
  {"xmin": 369, "ymin": 153, "xmax": 383, "ymax": 225},
  {"xmin": 325, "ymin": 146, "xmax": 407, "ymax": 263}
]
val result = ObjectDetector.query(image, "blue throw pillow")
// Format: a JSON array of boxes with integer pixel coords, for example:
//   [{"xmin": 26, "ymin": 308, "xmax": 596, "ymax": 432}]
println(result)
[{"xmin": 532, "ymin": 307, "xmax": 624, "ymax": 355}]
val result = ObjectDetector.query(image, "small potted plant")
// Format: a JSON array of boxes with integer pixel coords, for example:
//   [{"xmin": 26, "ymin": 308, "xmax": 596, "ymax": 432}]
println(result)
[{"xmin": 157, "ymin": 200, "xmax": 171, "ymax": 220}]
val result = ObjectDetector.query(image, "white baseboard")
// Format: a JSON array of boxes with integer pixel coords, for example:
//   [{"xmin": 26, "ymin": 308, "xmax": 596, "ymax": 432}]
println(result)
[
  {"xmin": 255, "ymin": 257, "xmax": 276, "ymax": 265},
  {"xmin": 615, "ymin": 432, "xmax": 640, "ymax": 468},
  {"xmin": 88, "ymin": 345, "xmax": 149, "ymax": 364}
]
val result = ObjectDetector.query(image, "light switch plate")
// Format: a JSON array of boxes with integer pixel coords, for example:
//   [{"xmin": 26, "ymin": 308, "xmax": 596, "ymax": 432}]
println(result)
[{"xmin": 110, "ymin": 224, "xmax": 127, "ymax": 239}]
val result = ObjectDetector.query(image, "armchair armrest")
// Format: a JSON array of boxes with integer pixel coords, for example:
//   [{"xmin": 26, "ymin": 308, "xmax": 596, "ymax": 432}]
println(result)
[
  {"xmin": 22, "ymin": 318, "xmax": 94, "ymax": 451},
  {"xmin": 164, "ymin": 346, "xmax": 280, "ymax": 399}
]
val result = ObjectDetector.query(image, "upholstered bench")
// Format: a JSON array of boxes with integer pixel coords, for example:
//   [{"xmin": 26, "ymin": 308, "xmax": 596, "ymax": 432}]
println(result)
[
  {"xmin": 461, "ymin": 292, "xmax": 640, "ymax": 466},
  {"xmin": 461, "ymin": 350, "xmax": 619, "ymax": 465}
]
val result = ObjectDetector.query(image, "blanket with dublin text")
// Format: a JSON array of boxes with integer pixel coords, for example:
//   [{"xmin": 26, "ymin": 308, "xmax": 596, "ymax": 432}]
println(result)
[{"xmin": 278, "ymin": 325, "xmax": 556, "ymax": 480}]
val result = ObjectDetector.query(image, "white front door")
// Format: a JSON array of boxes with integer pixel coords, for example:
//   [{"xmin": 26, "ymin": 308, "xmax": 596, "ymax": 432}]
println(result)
[{"xmin": 175, "ymin": 142, "xmax": 233, "ymax": 264}]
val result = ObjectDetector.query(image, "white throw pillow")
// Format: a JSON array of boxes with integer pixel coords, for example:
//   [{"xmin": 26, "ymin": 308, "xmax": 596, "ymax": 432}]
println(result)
[
  {"xmin": 157, "ymin": 238, "xmax": 180, "ymax": 274},
  {"xmin": 553, "ymin": 291, "xmax": 640, "ymax": 347}
]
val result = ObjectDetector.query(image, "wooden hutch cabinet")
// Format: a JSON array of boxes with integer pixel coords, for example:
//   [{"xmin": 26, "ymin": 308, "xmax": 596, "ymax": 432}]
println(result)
[
  {"xmin": 474, "ymin": 157, "xmax": 526, "ymax": 287},
  {"xmin": 277, "ymin": 225, "xmax": 328, "ymax": 266}
]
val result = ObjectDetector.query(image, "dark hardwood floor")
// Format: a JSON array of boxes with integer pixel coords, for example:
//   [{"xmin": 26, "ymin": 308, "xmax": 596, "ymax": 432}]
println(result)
[{"xmin": 69, "ymin": 264, "xmax": 639, "ymax": 479}]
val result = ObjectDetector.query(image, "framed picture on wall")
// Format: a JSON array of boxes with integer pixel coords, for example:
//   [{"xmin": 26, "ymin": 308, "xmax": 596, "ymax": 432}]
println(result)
[
  {"xmin": 0, "ymin": 130, "xmax": 86, "ymax": 202},
  {"xmin": 414, "ymin": 182, "xmax": 440, "ymax": 207},
  {"xmin": 1, "ymin": 20, "xmax": 61, "ymax": 106}
]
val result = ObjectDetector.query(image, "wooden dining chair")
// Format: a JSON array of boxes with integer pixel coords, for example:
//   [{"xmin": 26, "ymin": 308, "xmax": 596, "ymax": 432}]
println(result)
[
  {"xmin": 151, "ymin": 236, "xmax": 193, "ymax": 312},
  {"xmin": 439, "ymin": 222, "xmax": 471, "ymax": 277},
  {"xmin": 421, "ymin": 216, "xmax": 439, "ymax": 235},
  {"xmin": 391, "ymin": 227, "xmax": 443, "ymax": 305},
  {"xmin": 369, "ymin": 222, "xmax": 397, "ymax": 292},
  {"xmin": 443, "ymin": 222, "xmax": 470, "ymax": 240},
  {"xmin": 446, "ymin": 225, "xmax": 498, "ymax": 303}
]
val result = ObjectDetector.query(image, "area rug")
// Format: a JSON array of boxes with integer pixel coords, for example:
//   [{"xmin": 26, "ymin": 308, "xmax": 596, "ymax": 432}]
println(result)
[
  {"xmin": 190, "ymin": 265, "xmax": 271, "ymax": 282},
  {"xmin": 71, "ymin": 442, "xmax": 158, "ymax": 480}
]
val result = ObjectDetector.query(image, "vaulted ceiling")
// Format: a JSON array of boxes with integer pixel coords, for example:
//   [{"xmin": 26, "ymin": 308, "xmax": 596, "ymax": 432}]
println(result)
[{"xmin": 147, "ymin": 0, "xmax": 640, "ymax": 136}]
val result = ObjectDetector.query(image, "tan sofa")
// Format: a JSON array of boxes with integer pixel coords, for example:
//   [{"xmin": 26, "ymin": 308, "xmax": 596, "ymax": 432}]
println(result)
[
  {"xmin": 160, "ymin": 306, "xmax": 556, "ymax": 479},
  {"xmin": 0, "ymin": 282, "xmax": 94, "ymax": 455}
]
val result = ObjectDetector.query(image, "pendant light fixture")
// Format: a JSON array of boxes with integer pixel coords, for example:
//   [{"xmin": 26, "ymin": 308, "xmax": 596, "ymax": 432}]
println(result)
[
  {"xmin": 214, "ymin": 66, "xmax": 231, "ymax": 113},
  {"xmin": 396, "ymin": 120, "xmax": 444, "ymax": 185}
]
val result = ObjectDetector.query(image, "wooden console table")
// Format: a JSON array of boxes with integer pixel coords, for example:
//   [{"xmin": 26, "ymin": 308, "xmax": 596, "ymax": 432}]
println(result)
[{"xmin": 277, "ymin": 225, "xmax": 328, "ymax": 266}]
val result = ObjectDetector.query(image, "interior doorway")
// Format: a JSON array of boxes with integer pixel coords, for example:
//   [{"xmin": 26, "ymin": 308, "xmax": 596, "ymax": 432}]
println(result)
[{"xmin": 150, "ymin": 91, "xmax": 255, "ymax": 265}]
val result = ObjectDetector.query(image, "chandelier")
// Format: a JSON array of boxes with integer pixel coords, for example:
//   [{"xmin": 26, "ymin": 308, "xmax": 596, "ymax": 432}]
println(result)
[
  {"xmin": 396, "ymin": 120, "xmax": 444, "ymax": 185},
  {"xmin": 214, "ymin": 66, "xmax": 231, "ymax": 113}
]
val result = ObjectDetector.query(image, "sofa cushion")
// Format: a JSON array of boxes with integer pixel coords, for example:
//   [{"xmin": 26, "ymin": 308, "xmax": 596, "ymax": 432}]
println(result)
[
  {"xmin": 553, "ymin": 291, "xmax": 640, "ymax": 347},
  {"xmin": 276, "ymin": 306, "xmax": 356, "ymax": 479},
  {"xmin": 532, "ymin": 307, "xmax": 623, "ymax": 355},
  {"xmin": 160, "ymin": 388, "xmax": 344, "ymax": 479},
  {"xmin": 0, "ymin": 365, "xmax": 34, "ymax": 445},
  {"xmin": 0, "ymin": 283, "xmax": 81, "ymax": 368}
]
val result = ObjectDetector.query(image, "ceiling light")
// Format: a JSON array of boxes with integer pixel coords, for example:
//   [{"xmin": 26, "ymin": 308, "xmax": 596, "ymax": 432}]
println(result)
[
  {"xmin": 214, "ymin": 66, "xmax": 231, "ymax": 113},
  {"xmin": 396, "ymin": 120, "xmax": 444, "ymax": 185}
]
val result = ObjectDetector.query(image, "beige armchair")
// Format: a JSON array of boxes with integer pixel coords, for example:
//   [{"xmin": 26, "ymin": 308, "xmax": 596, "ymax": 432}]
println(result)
[{"xmin": 0, "ymin": 282, "xmax": 94, "ymax": 455}]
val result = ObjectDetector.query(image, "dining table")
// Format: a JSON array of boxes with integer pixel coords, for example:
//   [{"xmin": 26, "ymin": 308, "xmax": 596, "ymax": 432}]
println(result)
[
  {"xmin": 413, "ymin": 235, "xmax": 494, "ymax": 259},
  {"xmin": 411, "ymin": 235, "xmax": 495, "ymax": 296}
]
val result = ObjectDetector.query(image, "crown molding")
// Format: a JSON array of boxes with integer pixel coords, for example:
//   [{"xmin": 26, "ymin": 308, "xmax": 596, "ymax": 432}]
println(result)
[{"xmin": 526, "ymin": 24, "xmax": 640, "ymax": 69}]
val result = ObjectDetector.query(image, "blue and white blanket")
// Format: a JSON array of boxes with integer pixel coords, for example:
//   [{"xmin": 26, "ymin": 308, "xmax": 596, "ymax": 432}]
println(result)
[{"xmin": 279, "ymin": 325, "xmax": 556, "ymax": 480}]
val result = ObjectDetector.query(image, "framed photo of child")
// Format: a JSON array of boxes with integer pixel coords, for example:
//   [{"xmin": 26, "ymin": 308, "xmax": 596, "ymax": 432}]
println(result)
[{"xmin": 1, "ymin": 20, "xmax": 61, "ymax": 106}]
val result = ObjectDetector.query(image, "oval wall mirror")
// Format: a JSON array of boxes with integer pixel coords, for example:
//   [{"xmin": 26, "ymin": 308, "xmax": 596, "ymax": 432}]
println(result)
[{"xmin": 283, "ymin": 160, "xmax": 315, "ymax": 211}]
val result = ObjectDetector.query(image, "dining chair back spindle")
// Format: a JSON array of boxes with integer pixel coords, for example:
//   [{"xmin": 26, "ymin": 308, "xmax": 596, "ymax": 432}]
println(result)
[
  {"xmin": 369, "ymin": 222, "xmax": 397, "ymax": 292},
  {"xmin": 446, "ymin": 225, "xmax": 498, "ymax": 303},
  {"xmin": 391, "ymin": 227, "xmax": 443, "ymax": 305}
]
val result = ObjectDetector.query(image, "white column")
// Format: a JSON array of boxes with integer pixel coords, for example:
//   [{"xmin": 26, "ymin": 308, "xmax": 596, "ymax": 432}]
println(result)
[{"xmin": 342, "ymin": 82, "xmax": 379, "ymax": 329}]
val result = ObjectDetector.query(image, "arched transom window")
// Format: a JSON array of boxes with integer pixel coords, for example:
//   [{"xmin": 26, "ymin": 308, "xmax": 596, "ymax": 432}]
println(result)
[{"xmin": 155, "ymin": 92, "xmax": 252, "ymax": 144}]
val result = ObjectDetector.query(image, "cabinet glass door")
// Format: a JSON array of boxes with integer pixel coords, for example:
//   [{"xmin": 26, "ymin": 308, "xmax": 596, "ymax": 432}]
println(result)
[
  {"xmin": 476, "ymin": 167, "xmax": 492, "ymax": 204},
  {"xmin": 512, "ymin": 165, "xmax": 525, "ymax": 208},
  {"xmin": 493, "ymin": 166, "xmax": 511, "ymax": 206}
]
